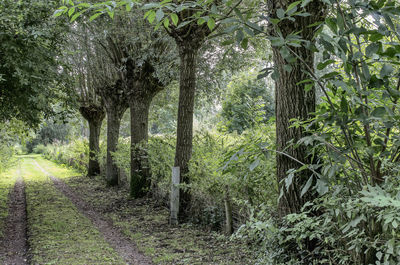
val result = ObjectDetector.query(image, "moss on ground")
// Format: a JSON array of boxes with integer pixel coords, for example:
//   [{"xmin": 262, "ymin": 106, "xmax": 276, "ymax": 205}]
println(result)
[
  {"xmin": 22, "ymin": 156, "xmax": 125, "ymax": 264},
  {"xmin": 35, "ymin": 156, "xmax": 256, "ymax": 264}
]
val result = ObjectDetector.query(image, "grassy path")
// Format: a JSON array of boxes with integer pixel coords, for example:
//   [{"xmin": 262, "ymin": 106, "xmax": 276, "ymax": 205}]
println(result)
[
  {"xmin": 0, "ymin": 155, "xmax": 128, "ymax": 264},
  {"xmin": 1, "ymin": 155, "xmax": 254, "ymax": 264}
]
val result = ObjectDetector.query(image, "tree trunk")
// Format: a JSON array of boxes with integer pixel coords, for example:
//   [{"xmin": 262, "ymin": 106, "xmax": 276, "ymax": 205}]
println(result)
[
  {"xmin": 268, "ymin": 0, "xmax": 325, "ymax": 217},
  {"xmin": 130, "ymin": 97, "xmax": 151, "ymax": 198},
  {"xmin": 106, "ymin": 106, "xmax": 126, "ymax": 186},
  {"xmin": 79, "ymin": 105, "xmax": 105, "ymax": 177},
  {"xmin": 174, "ymin": 44, "xmax": 199, "ymax": 222}
]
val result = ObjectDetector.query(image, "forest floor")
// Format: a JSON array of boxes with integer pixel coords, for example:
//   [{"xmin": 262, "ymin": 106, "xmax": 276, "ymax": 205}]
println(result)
[{"xmin": 0, "ymin": 155, "xmax": 254, "ymax": 265}]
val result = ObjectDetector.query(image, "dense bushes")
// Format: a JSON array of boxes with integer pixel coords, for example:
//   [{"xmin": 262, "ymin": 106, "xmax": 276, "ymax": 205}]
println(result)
[
  {"xmin": 41, "ymin": 140, "xmax": 88, "ymax": 173},
  {"xmin": 0, "ymin": 143, "xmax": 14, "ymax": 173},
  {"xmin": 44, "ymin": 125, "xmax": 278, "ymax": 231}
]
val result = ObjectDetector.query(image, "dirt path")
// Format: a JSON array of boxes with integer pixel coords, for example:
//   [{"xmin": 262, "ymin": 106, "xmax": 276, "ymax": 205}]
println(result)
[
  {"xmin": 34, "ymin": 161, "xmax": 153, "ymax": 265},
  {"xmin": 0, "ymin": 175, "xmax": 28, "ymax": 265}
]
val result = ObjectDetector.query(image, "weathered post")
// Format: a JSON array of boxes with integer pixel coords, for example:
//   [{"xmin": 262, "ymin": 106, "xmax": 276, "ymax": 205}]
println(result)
[{"xmin": 170, "ymin": 166, "xmax": 180, "ymax": 225}]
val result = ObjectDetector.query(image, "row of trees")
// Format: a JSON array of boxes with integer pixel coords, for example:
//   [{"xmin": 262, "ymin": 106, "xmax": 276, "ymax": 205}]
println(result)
[{"xmin": 3, "ymin": 0, "xmax": 400, "ymax": 262}]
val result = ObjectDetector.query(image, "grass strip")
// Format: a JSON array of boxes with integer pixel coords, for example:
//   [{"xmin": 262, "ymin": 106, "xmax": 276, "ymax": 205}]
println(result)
[
  {"xmin": 0, "ymin": 158, "xmax": 19, "ymax": 238},
  {"xmin": 21, "ymin": 156, "xmax": 125, "ymax": 265}
]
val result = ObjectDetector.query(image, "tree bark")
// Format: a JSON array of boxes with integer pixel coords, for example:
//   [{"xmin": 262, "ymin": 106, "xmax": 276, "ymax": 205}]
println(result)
[
  {"xmin": 268, "ymin": 0, "xmax": 325, "ymax": 217},
  {"xmin": 79, "ymin": 105, "xmax": 105, "ymax": 177},
  {"xmin": 173, "ymin": 43, "xmax": 199, "ymax": 221},
  {"xmin": 105, "ymin": 105, "xmax": 126, "ymax": 186},
  {"xmin": 129, "ymin": 97, "xmax": 151, "ymax": 198}
]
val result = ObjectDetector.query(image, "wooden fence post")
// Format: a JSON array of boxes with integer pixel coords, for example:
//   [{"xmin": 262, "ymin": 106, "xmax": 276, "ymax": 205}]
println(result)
[{"xmin": 170, "ymin": 166, "xmax": 180, "ymax": 225}]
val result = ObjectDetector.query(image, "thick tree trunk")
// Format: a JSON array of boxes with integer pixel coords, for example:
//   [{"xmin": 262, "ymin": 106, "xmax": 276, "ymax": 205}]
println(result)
[
  {"xmin": 106, "ymin": 106, "xmax": 126, "ymax": 186},
  {"xmin": 79, "ymin": 105, "xmax": 105, "ymax": 177},
  {"xmin": 268, "ymin": 0, "xmax": 325, "ymax": 217},
  {"xmin": 130, "ymin": 97, "xmax": 151, "ymax": 198},
  {"xmin": 174, "ymin": 44, "xmax": 198, "ymax": 221}
]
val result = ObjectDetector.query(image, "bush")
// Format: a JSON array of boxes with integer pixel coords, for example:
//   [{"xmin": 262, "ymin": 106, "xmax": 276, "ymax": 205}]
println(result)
[
  {"xmin": 43, "ymin": 139, "xmax": 89, "ymax": 173},
  {"xmin": 33, "ymin": 144, "xmax": 46, "ymax": 154}
]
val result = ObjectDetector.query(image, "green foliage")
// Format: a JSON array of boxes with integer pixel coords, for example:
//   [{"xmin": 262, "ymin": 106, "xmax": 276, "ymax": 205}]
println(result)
[
  {"xmin": 219, "ymin": 71, "xmax": 274, "ymax": 134},
  {"xmin": 0, "ymin": 0, "xmax": 73, "ymax": 126},
  {"xmin": 43, "ymin": 139, "xmax": 89, "ymax": 174}
]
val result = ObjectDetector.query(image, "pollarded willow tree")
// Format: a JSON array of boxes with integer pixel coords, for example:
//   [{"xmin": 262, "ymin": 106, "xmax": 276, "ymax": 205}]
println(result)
[
  {"xmin": 86, "ymin": 12, "xmax": 177, "ymax": 190},
  {"xmin": 68, "ymin": 26, "xmax": 106, "ymax": 177}
]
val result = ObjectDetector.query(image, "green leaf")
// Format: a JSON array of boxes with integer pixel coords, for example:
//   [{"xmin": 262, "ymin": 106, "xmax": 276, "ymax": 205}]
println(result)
[
  {"xmin": 316, "ymin": 179, "xmax": 328, "ymax": 195},
  {"xmin": 155, "ymin": 9, "xmax": 164, "ymax": 23},
  {"xmin": 163, "ymin": 17, "xmax": 170, "ymax": 28},
  {"xmin": 371, "ymin": 107, "xmax": 386, "ymax": 118},
  {"xmin": 317, "ymin": 59, "xmax": 335, "ymax": 70},
  {"xmin": 287, "ymin": 1, "xmax": 301, "ymax": 13},
  {"xmin": 301, "ymin": 176, "xmax": 313, "ymax": 197},
  {"xmin": 170, "ymin": 13, "xmax": 178, "ymax": 26},
  {"xmin": 277, "ymin": 8, "xmax": 285, "ymax": 19},
  {"xmin": 241, "ymin": 37, "xmax": 248, "ymax": 49},
  {"xmin": 340, "ymin": 96, "xmax": 348, "ymax": 113},
  {"xmin": 70, "ymin": 12, "xmax": 81, "ymax": 22},
  {"xmin": 365, "ymin": 42, "xmax": 380, "ymax": 57},
  {"xmin": 249, "ymin": 159, "xmax": 260, "ymax": 171},
  {"xmin": 89, "ymin": 12, "xmax": 102, "ymax": 22},
  {"xmin": 207, "ymin": 18, "xmax": 215, "ymax": 31},
  {"xmin": 146, "ymin": 10, "xmax": 156, "ymax": 24},
  {"xmin": 380, "ymin": 64, "xmax": 393, "ymax": 78},
  {"xmin": 68, "ymin": 7, "xmax": 75, "ymax": 17}
]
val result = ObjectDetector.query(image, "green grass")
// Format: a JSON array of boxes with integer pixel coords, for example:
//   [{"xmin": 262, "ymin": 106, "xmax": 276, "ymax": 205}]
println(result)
[
  {"xmin": 0, "ymin": 157, "xmax": 20, "ymax": 238},
  {"xmin": 34, "ymin": 156, "xmax": 255, "ymax": 264},
  {"xmin": 21, "ymin": 156, "xmax": 125, "ymax": 265}
]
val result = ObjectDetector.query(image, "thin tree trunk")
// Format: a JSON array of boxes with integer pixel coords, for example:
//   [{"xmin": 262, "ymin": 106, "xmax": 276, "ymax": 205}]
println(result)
[
  {"xmin": 130, "ymin": 97, "xmax": 151, "ymax": 198},
  {"xmin": 174, "ymin": 44, "xmax": 198, "ymax": 222},
  {"xmin": 79, "ymin": 105, "xmax": 105, "ymax": 177},
  {"xmin": 106, "ymin": 107, "xmax": 125, "ymax": 186}
]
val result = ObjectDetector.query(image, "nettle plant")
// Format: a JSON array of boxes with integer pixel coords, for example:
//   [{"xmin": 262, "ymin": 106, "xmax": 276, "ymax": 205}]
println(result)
[{"xmin": 266, "ymin": 0, "xmax": 400, "ymax": 263}]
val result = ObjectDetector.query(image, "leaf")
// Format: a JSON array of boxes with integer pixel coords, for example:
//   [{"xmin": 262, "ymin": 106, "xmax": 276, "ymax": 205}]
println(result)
[
  {"xmin": 285, "ymin": 170, "xmax": 295, "ymax": 191},
  {"xmin": 276, "ymin": 8, "xmax": 285, "ymax": 19},
  {"xmin": 249, "ymin": 159, "xmax": 260, "ymax": 171},
  {"xmin": 70, "ymin": 12, "xmax": 81, "ymax": 22},
  {"xmin": 207, "ymin": 17, "xmax": 215, "ymax": 31},
  {"xmin": 170, "ymin": 13, "xmax": 178, "ymax": 26},
  {"xmin": 146, "ymin": 11, "xmax": 156, "ymax": 24},
  {"xmin": 89, "ymin": 12, "xmax": 102, "ymax": 22},
  {"xmin": 163, "ymin": 17, "xmax": 170, "ymax": 28},
  {"xmin": 365, "ymin": 42, "xmax": 380, "ymax": 57},
  {"xmin": 155, "ymin": 9, "xmax": 164, "ymax": 23},
  {"xmin": 380, "ymin": 64, "xmax": 393, "ymax": 78},
  {"xmin": 316, "ymin": 179, "xmax": 328, "ymax": 195},
  {"xmin": 241, "ymin": 37, "xmax": 248, "ymax": 49},
  {"xmin": 68, "ymin": 7, "xmax": 75, "ymax": 17},
  {"xmin": 142, "ymin": 3, "xmax": 160, "ymax": 9},
  {"xmin": 371, "ymin": 107, "xmax": 386, "ymax": 118},
  {"xmin": 287, "ymin": 1, "xmax": 301, "ymax": 13},
  {"xmin": 301, "ymin": 176, "xmax": 313, "ymax": 197},
  {"xmin": 317, "ymin": 59, "xmax": 335, "ymax": 70},
  {"xmin": 301, "ymin": 0, "xmax": 312, "ymax": 8}
]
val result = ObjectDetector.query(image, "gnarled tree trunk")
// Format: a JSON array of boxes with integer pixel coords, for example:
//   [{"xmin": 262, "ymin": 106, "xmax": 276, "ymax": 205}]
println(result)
[
  {"xmin": 105, "ymin": 104, "xmax": 127, "ymax": 186},
  {"xmin": 79, "ymin": 104, "xmax": 105, "ymax": 177},
  {"xmin": 129, "ymin": 96, "xmax": 152, "ymax": 197}
]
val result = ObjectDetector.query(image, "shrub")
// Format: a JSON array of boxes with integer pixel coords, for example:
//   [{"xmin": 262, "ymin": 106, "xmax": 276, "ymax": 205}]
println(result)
[{"xmin": 33, "ymin": 144, "xmax": 46, "ymax": 154}]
